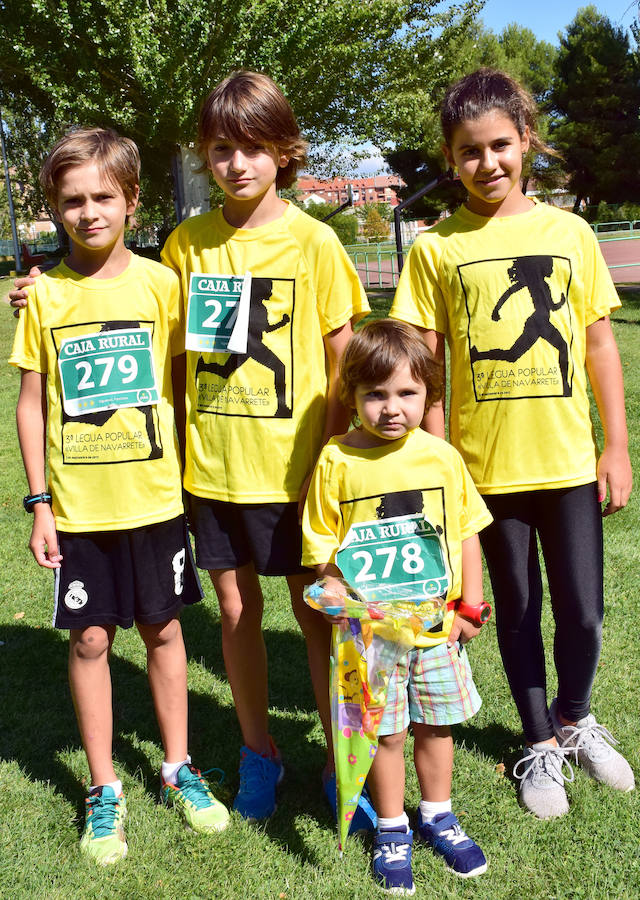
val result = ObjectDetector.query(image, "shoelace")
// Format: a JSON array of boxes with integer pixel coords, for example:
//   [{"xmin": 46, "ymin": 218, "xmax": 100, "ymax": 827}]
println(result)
[
  {"xmin": 178, "ymin": 767, "xmax": 215, "ymax": 809},
  {"xmin": 239, "ymin": 753, "xmax": 272, "ymax": 790},
  {"xmin": 513, "ymin": 745, "xmax": 575, "ymax": 784},
  {"xmin": 438, "ymin": 822, "xmax": 471, "ymax": 847},
  {"xmin": 560, "ymin": 720, "xmax": 618, "ymax": 761},
  {"xmin": 86, "ymin": 792, "xmax": 121, "ymax": 837},
  {"xmin": 379, "ymin": 839, "xmax": 411, "ymax": 863}
]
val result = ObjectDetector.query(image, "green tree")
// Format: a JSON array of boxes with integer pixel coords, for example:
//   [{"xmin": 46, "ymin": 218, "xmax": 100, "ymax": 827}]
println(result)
[
  {"xmin": 356, "ymin": 203, "xmax": 393, "ymax": 243},
  {"xmin": 304, "ymin": 202, "xmax": 358, "ymax": 245},
  {"xmin": 549, "ymin": 6, "xmax": 640, "ymax": 209},
  {"xmin": 0, "ymin": 0, "xmax": 480, "ymax": 228}
]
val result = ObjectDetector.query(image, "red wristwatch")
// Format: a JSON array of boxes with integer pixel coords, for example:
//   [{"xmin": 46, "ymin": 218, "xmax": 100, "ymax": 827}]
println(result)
[{"xmin": 446, "ymin": 598, "xmax": 492, "ymax": 626}]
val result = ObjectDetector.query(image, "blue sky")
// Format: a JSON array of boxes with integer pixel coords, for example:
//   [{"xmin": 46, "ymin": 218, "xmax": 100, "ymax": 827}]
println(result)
[{"xmin": 479, "ymin": 0, "xmax": 637, "ymax": 44}]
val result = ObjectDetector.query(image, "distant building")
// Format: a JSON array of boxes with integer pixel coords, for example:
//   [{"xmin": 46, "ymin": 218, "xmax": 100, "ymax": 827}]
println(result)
[{"xmin": 296, "ymin": 174, "xmax": 404, "ymax": 208}]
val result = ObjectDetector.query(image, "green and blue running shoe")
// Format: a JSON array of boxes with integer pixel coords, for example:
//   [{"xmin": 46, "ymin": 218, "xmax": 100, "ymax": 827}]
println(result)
[
  {"xmin": 79, "ymin": 785, "xmax": 127, "ymax": 865},
  {"xmin": 161, "ymin": 763, "xmax": 230, "ymax": 832}
]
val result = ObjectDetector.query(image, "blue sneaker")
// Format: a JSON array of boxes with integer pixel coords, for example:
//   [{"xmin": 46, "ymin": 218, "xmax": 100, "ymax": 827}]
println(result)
[
  {"xmin": 416, "ymin": 810, "xmax": 487, "ymax": 878},
  {"xmin": 372, "ymin": 828, "xmax": 416, "ymax": 895},
  {"xmin": 324, "ymin": 772, "xmax": 378, "ymax": 833},
  {"xmin": 233, "ymin": 741, "xmax": 283, "ymax": 821}
]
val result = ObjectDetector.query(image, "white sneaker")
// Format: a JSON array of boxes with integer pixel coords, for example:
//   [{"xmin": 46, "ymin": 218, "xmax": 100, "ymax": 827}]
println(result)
[
  {"xmin": 513, "ymin": 742, "xmax": 574, "ymax": 819},
  {"xmin": 550, "ymin": 699, "xmax": 635, "ymax": 792}
]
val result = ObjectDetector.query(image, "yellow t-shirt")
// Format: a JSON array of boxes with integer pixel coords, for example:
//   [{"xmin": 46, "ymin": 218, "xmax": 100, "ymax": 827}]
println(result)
[
  {"xmin": 9, "ymin": 255, "xmax": 184, "ymax": 532},
  {"xmin": 302, "ymin": 428, "xmax": 492, "ymax": 647},
  {"xmin": 391, "ymin": 202, "xmax": 620, "ymax": 493},
  {"xmin": 161, "ymin": 201, "xmax": 369, "ymax": 502}
]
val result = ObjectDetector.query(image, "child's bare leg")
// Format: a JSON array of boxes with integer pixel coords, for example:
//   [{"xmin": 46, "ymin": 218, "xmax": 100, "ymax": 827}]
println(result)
[
  {"xmin": 413, "ymin": 723, "xmax": 453, "ymax": 801},
  {"xmin": 69, "ymin": 625, "xmax": 117, "ymax": 786},
  {"xmin": 136, "ymin": 617, "xmax": 188, "ymax": 763},
  {"xmin": 288, "ymin": 573, "xmax": 333, "ymax": 767},
  {"xmin": 368, "ymin": 729, "xmax": 408, "ymax": 817},
  {"xmin": 210, "ymin": 563, "xmax": 270, "ymax": 755},
  {"xmin": 413, "ymin": 722, "xmax": 487, "ymax": 878}
]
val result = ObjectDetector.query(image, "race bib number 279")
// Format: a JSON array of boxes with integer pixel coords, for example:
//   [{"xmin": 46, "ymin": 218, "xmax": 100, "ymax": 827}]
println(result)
[{"xmin": 58, "ymin": 328, "xmax": 158, "ymax": 417}]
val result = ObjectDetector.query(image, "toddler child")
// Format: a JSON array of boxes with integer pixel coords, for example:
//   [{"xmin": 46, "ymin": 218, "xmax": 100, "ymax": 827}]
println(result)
[{"xmin": 303, "ymin": 319, "xmax": 491, "ymax": 893}]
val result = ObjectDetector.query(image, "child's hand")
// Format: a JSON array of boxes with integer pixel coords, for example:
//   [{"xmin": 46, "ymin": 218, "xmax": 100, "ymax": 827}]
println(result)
[
  {"xmin": 29, "ymin": 504, "xmax": 63, "ymax": 568},
  {"xmin": 447, "ymin": 613, "xmax": 482, "ymax": 646},
  {"xmin": 9, "ymin": 267, "xmax": 40, "ymax": 312},
  {"xmin": 597, "ymin": 444, "xmax": 632, "ymax": 516}
]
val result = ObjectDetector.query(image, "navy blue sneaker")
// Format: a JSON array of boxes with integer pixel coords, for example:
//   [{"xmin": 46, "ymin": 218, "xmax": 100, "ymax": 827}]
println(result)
[
  {"xmin": 323, "ymin": 772, "xmax": 377, "ymax": 833},
  {"xmin": 233, "ymin": 741, "xmax": 283, "ymax": 821},
  {"xmin": 372, "ymin": 828, "xmax": 416, "ymax": 895},
  {"xmin": 416, "ymin": 809, "xmax": 487, "ymax": 878}
]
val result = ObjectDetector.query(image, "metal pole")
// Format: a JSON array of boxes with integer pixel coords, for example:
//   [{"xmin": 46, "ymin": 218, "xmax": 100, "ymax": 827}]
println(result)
[
  {"xmin": 322, "ymin": 184, "xmax": 354, "ymax": 222},
  {"xmin": 0, "ymin": 104, "xmax": 21, "ymax": 271},
  {"xmin": 394, "ymin": 169, "xmax": 454, "ymax": 272}
]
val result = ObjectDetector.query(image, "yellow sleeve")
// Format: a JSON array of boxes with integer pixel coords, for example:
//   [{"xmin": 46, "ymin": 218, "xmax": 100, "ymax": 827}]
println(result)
[
  {"xmin": 8, "ymin": 285, "xmax": 46, "ymax": 373},
  {"xmin": 313, "ymin": 230, "xmax": 369, "ymax": 335},
  {"xmin": 166, "ymin": 269, "xmax": 186, "ymax": 358},
  {"xmin": 301, "ymin": 448, "xmax": 342, "ymax": 567},
  {"xmin": 391, "ymin": 235, "xmax": 448, "ymax": 334},
  {"xmin": 578, "ymin": 218, "xmax": 621, "ymax": 324},
  {"xmin": 160, "ymin": 224, "xmax": 183, "ymax": 277},
  {"xmin": 455, "ymin": 450, "xmax": 493, "ymax": 540}
]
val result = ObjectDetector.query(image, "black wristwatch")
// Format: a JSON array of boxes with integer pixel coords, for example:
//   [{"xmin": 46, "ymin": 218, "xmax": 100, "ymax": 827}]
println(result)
[{"xmin": 23, "ymin": 492, "xmax": 52, "ymax": 513}]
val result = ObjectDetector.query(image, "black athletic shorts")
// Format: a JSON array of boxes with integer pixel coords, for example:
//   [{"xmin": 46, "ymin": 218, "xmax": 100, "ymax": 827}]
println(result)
[
  {"xmin": 53, "ymin": 514, "xmax": 203, "ymax": 630},
  {"xmin": 186, "ymin": 493, "xmax": 311, "ymax": 576}
]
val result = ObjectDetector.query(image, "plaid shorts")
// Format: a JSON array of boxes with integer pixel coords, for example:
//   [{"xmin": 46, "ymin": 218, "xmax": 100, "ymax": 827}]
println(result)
[{"xmin": 378, "ymin": 640, "xmax": 482, "ymax": 736}]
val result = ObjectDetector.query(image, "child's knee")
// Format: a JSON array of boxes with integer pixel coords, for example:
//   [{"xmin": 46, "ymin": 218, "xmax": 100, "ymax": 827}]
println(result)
[
  {"xmin": 138, "ymin": 617, "xmax": 182, "ymax": 649},
  {"xmin": 69, "ymin": 626, "xmax": 112, "ymax": 661},
  {"xmin": 379, "ymin": 730, "xmax": 408, "ymax": 753}
]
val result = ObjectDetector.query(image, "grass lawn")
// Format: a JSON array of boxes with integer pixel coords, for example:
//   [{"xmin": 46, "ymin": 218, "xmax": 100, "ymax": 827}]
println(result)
[{"xmin": 1, "ymin": 278, "xmax": 639, "ymax": 899}]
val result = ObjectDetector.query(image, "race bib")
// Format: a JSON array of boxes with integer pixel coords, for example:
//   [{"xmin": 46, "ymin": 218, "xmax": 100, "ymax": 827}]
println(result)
[
  {"xmin": 58, "ymin": 328, "xmax": 158, "ymax": 417},
  {"xmin": 336, "ymin": 513, "xmax": 450, "ymax": 602},
  {"xmin": 186, "ymin": 272, "xmax": 251, "ymax": 353}
]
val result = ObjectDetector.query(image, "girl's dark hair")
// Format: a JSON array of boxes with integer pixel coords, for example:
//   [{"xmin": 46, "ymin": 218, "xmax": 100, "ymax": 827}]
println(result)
[
  {"xmin": 441, "ymin": 67, "xmax": 553, "ymax": 155},
  {"xmin": 339, "ymin": 319, "xmax": 443, "ymax": 419},
  {"xmin": 197, "ymin": 70, "xmax": 308, "ymax": 189}
]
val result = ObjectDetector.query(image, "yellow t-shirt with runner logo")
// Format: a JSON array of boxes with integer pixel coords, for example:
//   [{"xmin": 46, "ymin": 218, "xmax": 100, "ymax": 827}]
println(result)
[
  {"xmin": 161, "ymin": 201, "xmax": 369, "ymax": 502},
  {"xmin": 9, "ymin": 254, "xmax": 184, "ymax": 532},
  {"xmin": 390, "ymin": 202, "xmax": 620, "ymax": 493},
  {"xmin": 302, "ymin": 428, "xmax": 492, "ymax": 647}
]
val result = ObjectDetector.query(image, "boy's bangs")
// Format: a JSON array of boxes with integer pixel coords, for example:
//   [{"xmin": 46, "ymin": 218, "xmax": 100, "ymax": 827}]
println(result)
[{"xmin": 212, "ymin": 103, "xmax": 276, "ymax": 149}]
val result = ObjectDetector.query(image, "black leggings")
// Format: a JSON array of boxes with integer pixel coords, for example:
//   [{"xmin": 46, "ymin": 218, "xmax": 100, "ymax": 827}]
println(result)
[{"xmin": 480, "ymin": 483, "xmax": 603, "ymax": 744}]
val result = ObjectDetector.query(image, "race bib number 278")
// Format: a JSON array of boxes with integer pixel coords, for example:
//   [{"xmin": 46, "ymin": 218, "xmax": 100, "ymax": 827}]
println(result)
[{"xmin": 336, "ymin": 513, "xmax": 450, "ymax": 602}]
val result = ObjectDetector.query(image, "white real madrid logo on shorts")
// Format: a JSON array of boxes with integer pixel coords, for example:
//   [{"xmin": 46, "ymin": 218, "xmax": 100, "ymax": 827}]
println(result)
[{"xmin": 64, "ymin": 580, "xmax": 89, "ymax": 610}]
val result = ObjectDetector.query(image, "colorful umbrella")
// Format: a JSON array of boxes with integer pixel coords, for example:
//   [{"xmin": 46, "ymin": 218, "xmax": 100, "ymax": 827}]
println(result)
[{"xmin": 305, "ymin": 576, "xmax": 446, "ymax": 853}]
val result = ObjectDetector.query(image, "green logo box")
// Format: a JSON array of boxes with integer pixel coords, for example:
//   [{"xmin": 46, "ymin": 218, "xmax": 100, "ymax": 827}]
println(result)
[
  {"xmin": 186, "ymin": 273, "xmax": 251, "ymax": 353},
  {"xmin": 58, "ymin": 328, "xmax": 158, "ymax": 416}
]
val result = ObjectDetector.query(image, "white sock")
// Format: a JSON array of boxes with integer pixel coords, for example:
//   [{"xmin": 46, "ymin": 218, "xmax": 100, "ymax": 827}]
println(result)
[
  {"xmin": 161, "ymin": 755, "xmax": 191, "ymax": 785},
  {"xmin": 378, "ymin": 812, "xmax": 410, "ymax": 833},
  {"xmin": 419, "ymin": 799, "xmax": 451, "ymax": 822},
  {"xmin": 90, "ymin": 779, "xmax": 122, "ymax": 796}
]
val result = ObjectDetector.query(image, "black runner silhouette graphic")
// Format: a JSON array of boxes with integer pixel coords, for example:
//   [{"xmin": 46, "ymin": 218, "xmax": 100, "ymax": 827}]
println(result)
[
  {"xmin": 469, "ymin": 256, "xmax": 571, "ymax": 395},
  {"xmin": 196, "ymin": 277, "xmax": 291, "ymax": 417}
]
